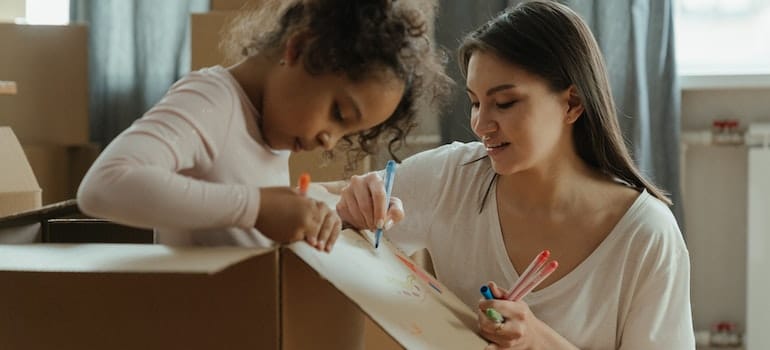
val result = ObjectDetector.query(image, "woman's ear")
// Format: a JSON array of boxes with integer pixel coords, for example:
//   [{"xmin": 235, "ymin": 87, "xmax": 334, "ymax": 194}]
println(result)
[
  {"xmin": 564, "ymin": 85, "xmax": 584, "ymax": 124},
  {"xmin": 282, "ymin": 33, "xmax": 309, "ymax": 66}
]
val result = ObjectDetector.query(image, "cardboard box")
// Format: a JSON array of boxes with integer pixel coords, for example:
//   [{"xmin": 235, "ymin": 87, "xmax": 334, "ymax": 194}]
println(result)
[
  {"xmin": 0, "ymin": 229, "xmax": 487, "ymax": 350},
  {"xmin": 0, "ymin": 80, "xmax": 16, "ymax": 95},
  {"xmin": 0, "ymin": 127, "xmax": 41, "ymax": 217},
  {"xmin": 21, "ymin": 143, "xmax": 100, "ymax": 204},
  {"xmin": 0, "ymin": 23, "xmax": 89, "ymax": 145},
  {"xmin": 22, "ymin": 144, "xmax": 70, "ymax": 204},
  {"xmin": 210, "ymin": 0, "xmax": 258, "ymax": 11},
  {"xmin": 191, "ymin": 11, "xmax": 238, "ymax": 70},
  {"xmin": 289, "ymin": 148, "xmax": 370, "ymax": 182}
]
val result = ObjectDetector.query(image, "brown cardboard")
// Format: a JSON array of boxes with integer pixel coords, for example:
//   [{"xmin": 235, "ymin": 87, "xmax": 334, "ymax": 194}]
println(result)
[
  {"xmin": 191, "ymin": 11, "xmax": 237, "ymax": 70},
  {"xmin": 0, "ymin": 80, "xmax": 16, "ymax": 95},
  {"xmin": 67, "ymin": 142, "xmax": 101, "ymax": 197},
  {"xmin": 210, "ymin": 0, "xmax": 259, "ymax": 11},
  {"xmin": 0, "ymin": 127, "xmax": 41, "ymax": 217},
  {"xmin": 20, "ymin": 143, "xmax": 99, "ymax": 204},
  {"xmin": 289, "ymin": 148, "xmax": 370, "ymax": 182},
  {"xmin": 0, "ymin": 23, "xmax": 89, "ymax": 145},
  {"xmin": 0, "ymin": 232, "xmax": 488, "ymax": 349},
  {"xmin": 0, "ymin": 245, "xmax": 280, "ymax": 350},
  {"xmin": 22, "ymin": 144, "xmax": 70, "ymax": 204}
]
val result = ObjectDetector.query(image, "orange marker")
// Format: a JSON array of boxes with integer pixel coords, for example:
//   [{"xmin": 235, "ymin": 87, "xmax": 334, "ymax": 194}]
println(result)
[{"xmin": 298, "ymin": 173, "xmax": 311, "ymax": 196}]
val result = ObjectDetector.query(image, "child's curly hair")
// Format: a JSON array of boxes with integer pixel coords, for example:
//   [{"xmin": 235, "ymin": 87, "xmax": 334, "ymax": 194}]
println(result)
[{"xmin": 222, "ymin": 0, "xmax": 452, "ymax": 168}]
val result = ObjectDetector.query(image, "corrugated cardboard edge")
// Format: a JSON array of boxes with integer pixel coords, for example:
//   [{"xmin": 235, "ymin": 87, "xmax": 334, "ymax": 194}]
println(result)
[{"xmin": 0, "ymin": 244, "xmax": 275, "ymax": 274}]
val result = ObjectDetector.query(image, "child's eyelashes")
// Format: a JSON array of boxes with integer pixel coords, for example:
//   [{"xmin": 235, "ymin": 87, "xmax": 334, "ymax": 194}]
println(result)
[{"xmin": 332, "ymin": 103, "xmax": 346, "ymax": 122}]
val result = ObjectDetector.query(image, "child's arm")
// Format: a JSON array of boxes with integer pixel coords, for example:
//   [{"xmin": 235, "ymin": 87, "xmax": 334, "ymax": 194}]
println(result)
[{"xmin": 77, "ymin": 76, "xmax": 261, "ymax": 232}]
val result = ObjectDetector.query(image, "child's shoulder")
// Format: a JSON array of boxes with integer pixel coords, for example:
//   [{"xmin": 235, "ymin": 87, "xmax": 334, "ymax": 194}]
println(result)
[{"xmin": 170, "ymin": 66, "xmax": 234, "ymax": 91}]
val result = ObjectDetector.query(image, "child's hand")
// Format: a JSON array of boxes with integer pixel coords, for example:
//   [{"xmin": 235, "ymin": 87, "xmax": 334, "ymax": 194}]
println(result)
[
  {"xmin": 255, "ymin": 187, "xmax": 341, "ymax": 252},
  {"xmin": 336, "ymin": 172, "xmax": 404, "ymax": 231}
]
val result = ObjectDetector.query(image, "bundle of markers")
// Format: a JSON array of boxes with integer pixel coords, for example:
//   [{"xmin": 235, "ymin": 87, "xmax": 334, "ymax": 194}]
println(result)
[{"xmin": 481, "ymin": 250, "xmax": 559, "ymax": 323}]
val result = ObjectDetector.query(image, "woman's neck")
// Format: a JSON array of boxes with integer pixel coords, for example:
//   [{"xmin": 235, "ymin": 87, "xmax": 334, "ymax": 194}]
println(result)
[{"xmin": 496, "ymin": 149, "xmax": 606, "ymax": 215}]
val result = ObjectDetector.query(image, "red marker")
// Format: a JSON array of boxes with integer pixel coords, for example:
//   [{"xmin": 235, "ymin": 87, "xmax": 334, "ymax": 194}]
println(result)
[
  {"xmin": 504, "ymin": 250, "xmax": 550, "ymax": 300},
  {"xmin": 510, "ymin": 260, "xmax": 559, "ymax": 301},
  {"xmin": 298, "ymin": 173, "xmax": 310, "ymax": 196}
]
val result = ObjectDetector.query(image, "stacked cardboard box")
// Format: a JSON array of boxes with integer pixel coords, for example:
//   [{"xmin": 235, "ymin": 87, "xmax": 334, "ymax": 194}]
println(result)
[
  {"xmin": 0, "ymin": 127, "xmax": 41, "ymax": 217},
  {"xmin": 0, "ymin": 23, "xmax": 99, "ymax": 204}
]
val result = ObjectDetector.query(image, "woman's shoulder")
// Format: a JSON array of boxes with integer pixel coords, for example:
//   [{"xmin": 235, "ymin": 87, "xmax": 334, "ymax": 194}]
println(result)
[{"xmin": 618, "ymin": 189, "xmax": 687, "ymax": 260}]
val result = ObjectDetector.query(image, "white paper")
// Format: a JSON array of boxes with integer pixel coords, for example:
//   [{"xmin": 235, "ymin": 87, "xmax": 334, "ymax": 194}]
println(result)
[{"xmin": 290, "ymin": 229, "xmax": 488, "ymax": 349}]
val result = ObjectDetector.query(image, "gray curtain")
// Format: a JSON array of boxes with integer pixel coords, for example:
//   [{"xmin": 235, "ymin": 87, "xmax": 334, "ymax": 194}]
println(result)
[
  {"xmin": 436, "ymin": 0, "xmax": 683, "ymax": 223},
  {"xmin": 70, "ymin": 0, "xmax": 209, "ymax": 146}
]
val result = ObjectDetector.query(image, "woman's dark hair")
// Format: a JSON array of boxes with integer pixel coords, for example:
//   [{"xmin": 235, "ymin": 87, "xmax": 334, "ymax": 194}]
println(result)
[
  {"xmin": 223, "ymin": 0, "xmax": 452, "ymax": 168},
  {"xmin": 458, "ymin": 0, "xmax": 672, "ymax": 206}
]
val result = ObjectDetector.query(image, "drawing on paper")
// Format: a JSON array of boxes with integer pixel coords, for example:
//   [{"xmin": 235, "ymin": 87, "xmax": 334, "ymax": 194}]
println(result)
[
  {"xmin": 395, "ymin": 254, "xmax": 443, "ymax": 294},
  {"xmin": 387, "ymin": 273, "xmax": 426, "ymax": 301}
]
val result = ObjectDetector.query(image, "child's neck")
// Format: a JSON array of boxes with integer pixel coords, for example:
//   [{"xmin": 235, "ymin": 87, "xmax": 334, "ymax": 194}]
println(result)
[{"xmin": 227, "ymin": 55, "xmax": 271, "ymax": 114}]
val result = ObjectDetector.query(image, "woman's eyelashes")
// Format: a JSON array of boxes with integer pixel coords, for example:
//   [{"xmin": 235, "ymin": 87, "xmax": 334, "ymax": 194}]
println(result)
[
  {"xmin": 469, "ymin": 100, "xmax": 516, "ymax": 110},
  {"xmin": 496, "ymin": 100, "xmax": 517, "ymax": 109}
]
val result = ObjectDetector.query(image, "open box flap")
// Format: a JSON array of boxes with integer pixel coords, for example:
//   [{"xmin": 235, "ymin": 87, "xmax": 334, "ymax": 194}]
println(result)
[{"xmin": 0, "ymin": 243, "xmax": 275, "ymax": 274}]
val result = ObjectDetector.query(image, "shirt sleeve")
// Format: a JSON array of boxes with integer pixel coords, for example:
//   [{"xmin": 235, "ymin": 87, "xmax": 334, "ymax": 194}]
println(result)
[
  {"xmin": 619, "ymin": 224, "xmax": 696, "ymax": 349},
  {"xmin": 385, "ymin": 142, "xmax": 467, "ymax": 256},
  {"xmin": 77, "ymin": 74, "xmax": 261, "ymax": 231}
]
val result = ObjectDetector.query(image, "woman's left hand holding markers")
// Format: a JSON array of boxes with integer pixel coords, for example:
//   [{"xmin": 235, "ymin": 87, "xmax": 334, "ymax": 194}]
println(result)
[
  {"xmin": 254, "ymin": 187, "xmax": 341, "ymax": 252},
  {"xmin": 477, "ymin": 282, "xmax": 550, "ymax": 350}
]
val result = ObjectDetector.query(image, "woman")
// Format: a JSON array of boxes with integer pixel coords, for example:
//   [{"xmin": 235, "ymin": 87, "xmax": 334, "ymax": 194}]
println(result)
[{"xmin": 333, "ymin": 1, "xmax": 695, "ymax": 349}]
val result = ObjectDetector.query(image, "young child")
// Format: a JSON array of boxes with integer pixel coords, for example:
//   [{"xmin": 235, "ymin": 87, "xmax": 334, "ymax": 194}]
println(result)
[
  {"xmin": 335, "ymin": 1, "xmax": 695, "ymax": 349},
  {"xmin": 77, "ymin": 0, "xmax": 450, "ymax": 251}
]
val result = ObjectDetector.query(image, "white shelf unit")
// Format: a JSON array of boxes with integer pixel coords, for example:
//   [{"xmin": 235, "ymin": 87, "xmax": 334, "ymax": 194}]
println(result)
[{"xmin": 682, "ymin": 142, "xmax": 770, "ymax": 350}]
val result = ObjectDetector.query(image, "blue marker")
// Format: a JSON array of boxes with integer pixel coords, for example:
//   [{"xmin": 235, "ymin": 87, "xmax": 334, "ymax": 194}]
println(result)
[
  {"xmin": 480, "ymin": 285, "xmax": 494, "ymax": 300},
  {"xmin": 480, "ymin": 285, "xmax": 504, "ymax": 323},
  {"xmin": 375, "ymin": 160, "xmax": 397, "ymax": 249}
]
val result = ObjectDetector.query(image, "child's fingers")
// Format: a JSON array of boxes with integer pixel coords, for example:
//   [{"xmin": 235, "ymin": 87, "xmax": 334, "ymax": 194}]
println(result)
[
  {"xmin": 324, "ymin": 218, "xmax": 342, "ymax": 252},
  {"xmin": 315, "ymin": 213, "xmax": 336, "ymax": 252}
]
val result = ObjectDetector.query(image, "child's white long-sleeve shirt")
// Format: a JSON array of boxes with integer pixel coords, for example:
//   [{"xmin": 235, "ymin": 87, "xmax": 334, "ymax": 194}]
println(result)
[{"xmin": 78, "ymin": 66, "xmax": 289, "ymax": 247}]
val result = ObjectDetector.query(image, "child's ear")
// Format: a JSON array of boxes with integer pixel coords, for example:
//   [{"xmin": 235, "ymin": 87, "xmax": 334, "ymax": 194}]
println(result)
[
  {"xmin": 282, "ymin": 33, "xmax": 309, "ymax": 66},
  {"xmin": 564, "ymin": 85, "xmax": 584, "ymax": 125}
]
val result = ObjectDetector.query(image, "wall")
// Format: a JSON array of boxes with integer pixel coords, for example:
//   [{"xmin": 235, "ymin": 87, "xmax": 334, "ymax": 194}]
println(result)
[{"xmin": 0, "ymin": 0, "xmax": 23, "ymax": 23}]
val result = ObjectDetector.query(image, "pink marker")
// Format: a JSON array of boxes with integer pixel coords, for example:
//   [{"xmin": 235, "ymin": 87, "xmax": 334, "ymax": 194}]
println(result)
[
  {"xmin": 511, "ymin": 260, "xmax": 559, "ymax": 301},
  {"xmin": 504, "ymin": 250, "xmax": 550, "ymax": 300}
]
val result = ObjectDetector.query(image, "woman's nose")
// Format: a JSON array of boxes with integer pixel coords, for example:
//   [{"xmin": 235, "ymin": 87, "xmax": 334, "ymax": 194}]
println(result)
[{"xmin": 472, "ymin": 110, "xmax": 497, "ymax": 137}]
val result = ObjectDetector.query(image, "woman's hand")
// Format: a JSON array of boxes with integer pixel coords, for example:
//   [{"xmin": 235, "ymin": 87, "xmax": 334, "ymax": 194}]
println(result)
[
  {"xmin": 255, "ymin": 186, "xmax": 341, "ymax": 252},
  {"xmin": 477, "ymin": 282, "xmax": 574, "ymax": 350},
  {"xmin": 336, "ymin": 172, "xmax": 404, "ymax": 231}
]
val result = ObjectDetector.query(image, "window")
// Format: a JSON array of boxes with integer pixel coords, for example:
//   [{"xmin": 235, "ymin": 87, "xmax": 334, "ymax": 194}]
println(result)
[
  {"xmin": 675, "ymin": 0, "xmax": 770, "ymax": 75},
  {"xmin": 23, "ymin": 0, "xmax": 69, "ymax": 25}
]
